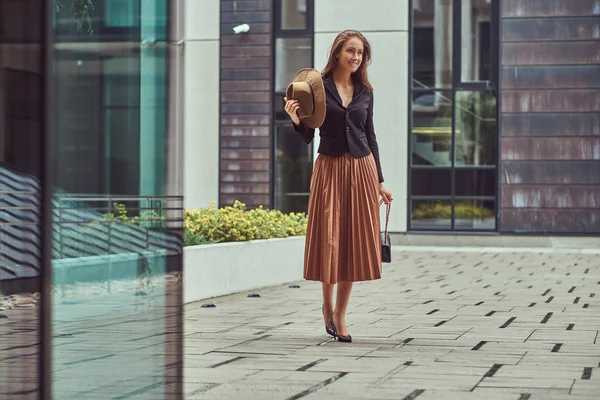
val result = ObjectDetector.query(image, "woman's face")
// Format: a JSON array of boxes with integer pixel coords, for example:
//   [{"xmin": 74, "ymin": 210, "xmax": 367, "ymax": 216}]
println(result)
[{"xmin": 337, "ymin": 37, "xmax": 364, "ymax": 74}]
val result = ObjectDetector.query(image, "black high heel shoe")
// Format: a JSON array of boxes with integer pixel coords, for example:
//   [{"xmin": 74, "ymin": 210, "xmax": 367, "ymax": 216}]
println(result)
[
  {"xmin": 322, "ymin": 306, "xmax": 335, "ymax": 337},
  {"xmin": 328, "ymin": 314, "xmax": 352, "ymax": 343}
]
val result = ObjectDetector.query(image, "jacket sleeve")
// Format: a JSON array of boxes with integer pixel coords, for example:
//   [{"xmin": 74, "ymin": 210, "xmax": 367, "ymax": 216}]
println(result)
[
  {"xmin": 366, "ymin": 90, "xmax": 384, "ymax": 183},
  {"xmin": 292, "ymin": 120, "xmax": 315, "ymax": 144}
]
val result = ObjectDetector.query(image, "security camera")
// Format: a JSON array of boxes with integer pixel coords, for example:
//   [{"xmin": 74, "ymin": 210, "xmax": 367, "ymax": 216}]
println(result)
[{"xmin": 232, "ymin": 24, "xmax": 250, "ymax": 34}]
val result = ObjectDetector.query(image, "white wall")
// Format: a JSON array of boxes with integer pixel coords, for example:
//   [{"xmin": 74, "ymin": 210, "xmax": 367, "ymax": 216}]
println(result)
[
  {"xmin": 314, "ymin": 0, "xmax": 410, "ymax": 232},
  {"xmin": 184, "ymin": 0, "xmax": 220, "ymax": 210}
]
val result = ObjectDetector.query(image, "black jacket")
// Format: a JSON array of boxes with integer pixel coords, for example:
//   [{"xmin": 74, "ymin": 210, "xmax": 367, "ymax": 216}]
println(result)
[{"xmin": 293, "ymin": 74, "xmax": 384, "ymax": 183}]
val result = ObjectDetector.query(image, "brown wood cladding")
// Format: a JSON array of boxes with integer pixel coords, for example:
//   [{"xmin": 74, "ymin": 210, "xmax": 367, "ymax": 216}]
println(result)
[
  {"xmin": 502, "ymin": 0, "xmax": 600, "ymax": 18},
  {"xmin": 502, "ymin": 66, "xmax": 600, "ymax": 89},
  {"xmin": 500, "ymin": 3, "xmax": 600, "ymax": 233},
  {"xmin": 502, "ymin": 42, "xmax": 600, "ymax": 66},
  {"xmin": 220, "ymin": 0, "xmax": 273, "ymax": 209},
  {"xmin": 501, "ymin": 90, "xmax": 600, "ymax": 113},
  {"xmin": 501, "ymin": 114, "xmax": 600, "ymax": 137},
  {"xmin": 502, "ymin": 18, "xmax": 600, "ymax": 42},
  {"xmin": 501, "ymin": 138, "xmax": 600, "ymax": 160},
  {"xmin": 501, "ymin": 186, "xmax": 600, "ymax": 209}
]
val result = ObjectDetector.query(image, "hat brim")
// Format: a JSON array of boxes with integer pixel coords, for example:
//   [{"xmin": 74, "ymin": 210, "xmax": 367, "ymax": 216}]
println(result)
[{"xmin": 288, "ymin": 68, "xmax": 326, "ymax": 129}]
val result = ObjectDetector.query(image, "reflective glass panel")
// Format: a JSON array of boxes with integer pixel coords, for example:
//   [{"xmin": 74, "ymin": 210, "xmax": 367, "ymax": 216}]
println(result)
[
  {"xmin": 454, "ymin": 91, "xmax": 497, "ymax": 166},
  {"xmin": 412, "ymin": 91, "xmax": 453, "ymax": 166},
  {"xmin": 454, "ymin": 200, "xmax": 496, "ymax": 230},
  {"xmin": 275, "ymin": 38, "xmax": 312, "ymax": 93},
  {"xmin": 413, "ymin": 0, "xmax": 453, "ymax": 89},
  {"xmin": 460, "ymin": 0, "xmax": 492, "ymax": 82},
  {"xmin": 275, "ymin": 122, "xmax": 313, "ymax": 213},
  {"xmin": 51, "ymin": 1, "xmax": 183, "ymax": 398},
  {"xmin": 281, "ymin": 0, "xmax": 308, "ymax": 30},
  {"xmin": 411, "ymin": 200, "xmax": 452, "ymax": 230}
]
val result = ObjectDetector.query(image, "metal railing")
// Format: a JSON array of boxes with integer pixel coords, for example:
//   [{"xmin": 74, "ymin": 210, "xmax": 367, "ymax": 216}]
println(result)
[{"xmin": 1, "ymin": 165, "xmax": 183, "ymax": 281}]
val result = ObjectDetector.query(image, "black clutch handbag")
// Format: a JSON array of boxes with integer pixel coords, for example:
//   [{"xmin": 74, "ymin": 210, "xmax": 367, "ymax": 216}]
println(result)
[{"xmin": 381, "ymin": 202, "xmax": 391, "ymax": 263}]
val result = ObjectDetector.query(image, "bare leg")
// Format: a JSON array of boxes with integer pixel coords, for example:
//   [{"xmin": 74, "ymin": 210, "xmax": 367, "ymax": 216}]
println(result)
[
  {"xmin": 322, "ymin": 283, "xmax": 335, "ymax": 329},
  {"xmin": 333, "ymin": 281, "xmax": 353, "ymax": 336}
]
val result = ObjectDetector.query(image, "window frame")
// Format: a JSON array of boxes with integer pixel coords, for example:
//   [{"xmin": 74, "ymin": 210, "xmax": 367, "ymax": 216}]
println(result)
[{"xmin": 408, "ymin": 0, "xmax": 501, "ymax": 232}]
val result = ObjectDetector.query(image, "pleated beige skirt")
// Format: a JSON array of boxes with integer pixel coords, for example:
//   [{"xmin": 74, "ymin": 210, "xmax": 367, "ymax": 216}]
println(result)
[{"xmin": 304, "ymin": 152, "xmax": 382, "ymax": 284}]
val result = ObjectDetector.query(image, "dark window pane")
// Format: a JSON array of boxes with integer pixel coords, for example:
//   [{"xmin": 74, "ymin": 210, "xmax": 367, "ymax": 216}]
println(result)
[
  {"xmin": 413, "ymin": 0, "xmax": 453, "ymax": 89},
  {"xmin": 454, "ymin": 91, "xmax": 497, "ymax": 166},
  {"xmin": 275, "ymin": 38, "xmax": 312, "ymax": 93},
  {"xmin": 281, "ymin": 0, "xmax": 308, "ymax": 30},
  {"xmin": 411, "ymin": 200, "xmax": 452, "ymax": 230},
  {"xmin": 275, "ymin": 122, "xmax": 312, "ymax": 213},
  {"xmin": 411, "ymin": 168, "xmax": 451, "ymax": 196},
  {"xmin": 412, "ymin": 91, "xmax": 453, "ymax": 166},
  {"xmin": 455, "ymin": 168, "xmax": 496, "ymax": 196},
  {"xmin": 454, "ymin": 200, "xmax": 496, "ymax": 230},
  {"xmin": 0, "ymin": 0, "xmax": 43, "ymax": 396},
  {"xmin": 461, "ymin": 2, "xmax": 492, "ymax": 82}
]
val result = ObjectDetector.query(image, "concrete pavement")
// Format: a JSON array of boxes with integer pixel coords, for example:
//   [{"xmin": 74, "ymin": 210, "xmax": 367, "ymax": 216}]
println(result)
[{"xmin": 184, "ymin": 247, "xmax": 600, "ymax": 400}]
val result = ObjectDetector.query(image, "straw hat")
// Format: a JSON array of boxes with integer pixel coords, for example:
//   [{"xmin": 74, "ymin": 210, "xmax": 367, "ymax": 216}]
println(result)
[{"xmin": 286, "ymin": 68, "xmax": 326, "ymax": 129}]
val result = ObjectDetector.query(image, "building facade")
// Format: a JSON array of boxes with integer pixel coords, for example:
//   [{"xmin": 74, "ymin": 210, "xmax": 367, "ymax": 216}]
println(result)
[
  {"xmin": 193, "ymin": 0, "xmax": 600, "ymax": 235},
  {"xmin": 1, "ymin": 0, "xmax": 184, "ymax": 398}
]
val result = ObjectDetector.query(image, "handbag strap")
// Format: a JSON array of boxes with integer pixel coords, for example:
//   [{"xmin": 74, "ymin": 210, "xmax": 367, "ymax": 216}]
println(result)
[{"xmin": 379, "ymin": 200, "xmax": 391, "ymax": 236}]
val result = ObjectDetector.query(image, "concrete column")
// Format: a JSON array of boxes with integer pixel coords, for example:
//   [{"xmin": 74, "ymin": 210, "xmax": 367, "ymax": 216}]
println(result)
[
  {"xmin": 314, "ymin": 0, "xmax": 410, "ymax": 232},
  {"xmin": 183, "ymin": 0, "xmax": 220, "ymax": 210}
]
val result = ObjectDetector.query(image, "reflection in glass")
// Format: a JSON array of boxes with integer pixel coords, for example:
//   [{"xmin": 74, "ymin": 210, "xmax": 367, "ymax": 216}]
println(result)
[
  {"xmin": 461, "ymin": 0, "xmax": 492, "ymax": 82},
  {"xmin": 411, "ymin": 200, "xmax": 452, "ymax": 230},
  {"xmin": 413, "ymin": 0, "xmax": 453, "ymax": 89},
  {"xmin": 281, "ymin": 0, "xmax": 308, "ymax": 30},
  {"xmin": 454, "ymin": 200, "xmax": 495, "ymax": 230},
  {"xmin": 275, "ymin": 123, "xmax": 313, "ymax": 213},
  {"xmin": 275, "ymin": 38, "xmax": 312, "ymax": 92},
  {"xmin": 412, "ymin": 91, "xmax": 452, "ymax": 166},
  {"xmin": 0, "ymin": 0, "xmax": 43, "ymax": 397},
  {"xmin": 454, "ymin": 91, "xmax": 497, "ymax": 166},
  {"xmin": 51, "ymin": 0, "xmax": 183, "ymax": 398}
]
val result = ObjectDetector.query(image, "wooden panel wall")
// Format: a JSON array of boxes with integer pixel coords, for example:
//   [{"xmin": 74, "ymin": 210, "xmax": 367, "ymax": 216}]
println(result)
[
  {"xmin": 220, "ymin": 0, "xmax": 273, "ymax": 209},
  {"xmin": 499, "ymin": 0, "xmax": 600, "ymax": 233}
]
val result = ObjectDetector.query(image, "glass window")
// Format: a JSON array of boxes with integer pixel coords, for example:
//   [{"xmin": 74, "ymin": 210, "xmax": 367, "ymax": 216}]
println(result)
[
  {"xmin": 411, "ymin": 169, "xmax": 452, "ymax": 196},
  {"xmin": 105, "ymin": 0, "xmax": 141, "ymax": 27},
  {"xmin": 280, "ymin": 0, "xmax": 308, "ymax": 30},
  {"xmin": 411, "ymin": 200, "xmax": 452, "ymax": 230},
  {"xmin": 51, "ymin": 0, "xmax": 183, "ymax": 398},
  {"xmin": 453, "ymin": 200, "xmax": 496, "ymax": 230},
  {"xmin": 274, "ymin": 1, "xmax": 313, "ymax": 214},
  {"xmin": 275, "ymin": 38, "xmax": 312, "ymax": 93},
  {"xmin": 454, "ymin": 91, "xmax": 497, "ymax": 166},
  {"xmin": 275, "ymin": 122, "xmax": 313, "ymax": 213},
  {"xmin": 412, "ymin": 91, "xmax": 453, "ymax": 166},
  {"xmin": 410, "ymin": 0, "xmax": 499, "ymax": 232},
  {"xmin": 460, "ymin": 0, "xmax": 492, "ymax": 82},
  {"xmin": 413, "ymin": 0, "xmax": 453, "ymax": 89}
]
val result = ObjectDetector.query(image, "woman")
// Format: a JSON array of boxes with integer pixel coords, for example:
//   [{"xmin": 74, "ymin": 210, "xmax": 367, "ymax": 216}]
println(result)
[{"xmin": 284, "ymin": 30, "xmax": 393, "ymax": 343}]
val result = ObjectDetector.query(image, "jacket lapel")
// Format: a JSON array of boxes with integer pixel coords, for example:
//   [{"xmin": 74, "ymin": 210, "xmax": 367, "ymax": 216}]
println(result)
[
  {"xmin": 323, "ymin": 75, "xmax": 344, "ymax": 108},
  {"xmin": 324, "ymin": 74, "xmax": 366, "ymax": 109}
]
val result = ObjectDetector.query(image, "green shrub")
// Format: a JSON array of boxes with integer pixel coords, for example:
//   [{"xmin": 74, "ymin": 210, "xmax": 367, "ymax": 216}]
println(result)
[
  {"xmin": 413, "ymin": 201, "xmax": 493, "ymax": 219},
  {"xmin": 185, "ymin": 200, "xmax": 308, "ymax": 245}
]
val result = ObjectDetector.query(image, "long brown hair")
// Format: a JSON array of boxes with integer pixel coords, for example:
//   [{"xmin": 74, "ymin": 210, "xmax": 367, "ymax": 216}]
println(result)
[{"xmin": 322, "ymin": 30, "xmax": 373, "ymax": 91}]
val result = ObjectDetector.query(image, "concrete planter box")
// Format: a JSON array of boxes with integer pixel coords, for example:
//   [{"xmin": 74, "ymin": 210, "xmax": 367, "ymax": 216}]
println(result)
[{"xmin": 183, "ymin": 236, "xmax": 305, "ymax": 304}]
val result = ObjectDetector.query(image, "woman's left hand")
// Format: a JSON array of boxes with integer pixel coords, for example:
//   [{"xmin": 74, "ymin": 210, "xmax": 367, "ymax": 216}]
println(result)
[{"xmin": 379, "ymin": 183, "xmax": 393, "ymax": 205}]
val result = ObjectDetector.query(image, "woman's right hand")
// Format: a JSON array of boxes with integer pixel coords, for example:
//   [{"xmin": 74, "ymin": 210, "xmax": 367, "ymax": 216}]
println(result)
[{"xmin": 284, "ymin": 97, "xmax": 301, "ymax": 126}]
